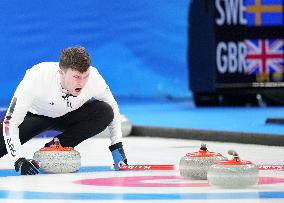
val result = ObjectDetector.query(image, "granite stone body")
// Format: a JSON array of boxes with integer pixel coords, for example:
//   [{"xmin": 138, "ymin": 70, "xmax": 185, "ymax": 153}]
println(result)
[
  {"xmin": 33, "ymin": 141, "xmax": 81, "ymax": 174},
  {"xmin": 179, "ymin": 144, "xmax": 227, "ymax": 180},
  {"xmin": 207, "ymin": 151, "xmax": 259, "ymax": 188}
]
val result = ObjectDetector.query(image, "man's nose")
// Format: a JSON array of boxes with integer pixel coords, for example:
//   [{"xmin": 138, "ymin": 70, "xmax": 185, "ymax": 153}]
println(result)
[{"xmin": 77, "ymin": 79, "xmax": 86, "ymax": 85}]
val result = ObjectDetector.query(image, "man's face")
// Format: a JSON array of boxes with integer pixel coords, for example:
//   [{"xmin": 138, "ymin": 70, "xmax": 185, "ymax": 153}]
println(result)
[{"xmin": 59, "ymin": 68, "xmax": 90, "ymax": 96}]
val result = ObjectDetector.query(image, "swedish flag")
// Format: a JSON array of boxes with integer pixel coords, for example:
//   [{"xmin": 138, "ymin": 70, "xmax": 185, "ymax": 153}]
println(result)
[{"xmin": 244, "ymin": 0, "xmax": 283, "ymax": 26}]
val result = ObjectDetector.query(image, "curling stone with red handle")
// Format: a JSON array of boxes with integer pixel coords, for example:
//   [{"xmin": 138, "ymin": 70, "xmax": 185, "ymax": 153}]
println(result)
[
  {"xmin": 207, "ymin": 150, "xmax": 259, "ymax": 188},
  {"xmin": 33, "ymin": 138, "xmax": 81, "ymax": 173},
  {"xmin": 179, "ymin": 144, "xmax": 227, "ymax": 180}
]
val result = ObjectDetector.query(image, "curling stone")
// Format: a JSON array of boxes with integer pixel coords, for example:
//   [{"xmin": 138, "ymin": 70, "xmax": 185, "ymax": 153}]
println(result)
[
  {"xmin": 179, "ymin": 144, "xmax": 227, "ymax": 180},
  {"xmin": 33, "ymin": 138, "xmax": 81, "ymax": 173},
  {"xmin": 121, "ymin": 114, "xmax": 132, "ymax": 136},
  {"xmin": 98, "ymin": 114, "xmax": 132, "ymax": 137},
  {"xmin": 207, "ymin": 150, "xmax": 259, "ymax": 188}
]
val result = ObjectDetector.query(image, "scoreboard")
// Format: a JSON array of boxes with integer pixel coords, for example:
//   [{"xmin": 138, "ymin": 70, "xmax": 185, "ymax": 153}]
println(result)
[{"xmin": 189, "ymin": 0, "xmax": 284, "ymax": 105}]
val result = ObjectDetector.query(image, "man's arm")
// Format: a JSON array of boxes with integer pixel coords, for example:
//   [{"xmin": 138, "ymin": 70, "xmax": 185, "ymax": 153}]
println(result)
[
  {"xmin": 98, "ymin": 87, "xmax": 128, "ymax": 170},
  {"xmin": 92, "ymin": 69, "xmax": 122, "ymax": 145},
  {"xmin": 92, "ymin": 69, "xmax": 127, "ymax": 169},
  {"xmin": 3, "ymin": 97, "xmax": 22, "ymax": 160},
  {"xmin": 2, "ymin": 69, "xmax": 39, "ymax": 174},
  {"xmin": 97, "ymin": 85, "xmax": 122, "ymax": 145},
  {"xmin": 3, "ymin": 95, "xmax": 31, "ymax": 160}
]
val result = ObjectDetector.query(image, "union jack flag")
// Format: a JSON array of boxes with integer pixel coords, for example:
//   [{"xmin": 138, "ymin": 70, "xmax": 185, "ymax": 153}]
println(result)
[{"xmin": 244, "ymin": 39, "xmax": 284, "ymax": 75}]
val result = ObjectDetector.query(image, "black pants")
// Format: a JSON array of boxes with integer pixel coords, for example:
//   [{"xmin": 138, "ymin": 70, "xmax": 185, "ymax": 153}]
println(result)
[{"xmin": 0, "ymin": 100, "xmax": 114, "ymax": 158}]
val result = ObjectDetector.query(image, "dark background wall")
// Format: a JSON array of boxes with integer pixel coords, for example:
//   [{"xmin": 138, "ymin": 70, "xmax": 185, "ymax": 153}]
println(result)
[{"xmin": 0, "ymin": 0, "xmax": 190, "ymax": 106}]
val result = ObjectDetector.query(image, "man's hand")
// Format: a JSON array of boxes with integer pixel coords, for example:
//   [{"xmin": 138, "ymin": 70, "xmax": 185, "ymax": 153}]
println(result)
[
  {"xmin": 109, "ymin": 142, "xmax": 127, "ymax": 170},
  {"xmin": 14, "ymin": 157, "xmax": 40, "ymax": 175}
]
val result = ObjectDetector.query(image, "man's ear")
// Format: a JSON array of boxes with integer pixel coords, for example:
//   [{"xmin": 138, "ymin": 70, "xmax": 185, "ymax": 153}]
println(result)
[{"xmin": 59, "ymin": 68, "xmax": 64, "ymax": 76}]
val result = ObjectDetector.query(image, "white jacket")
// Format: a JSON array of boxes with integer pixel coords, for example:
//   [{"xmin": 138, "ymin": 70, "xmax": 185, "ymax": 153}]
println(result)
[{"xmin": 3, "ymin": 62, "xmax": 122, "ymax": 161}]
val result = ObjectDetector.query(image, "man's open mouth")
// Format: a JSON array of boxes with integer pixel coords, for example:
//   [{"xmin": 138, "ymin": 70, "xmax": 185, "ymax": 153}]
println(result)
[{"xmin": 75, "ymin": 88, "xmax": 82, "ymax": 92}]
